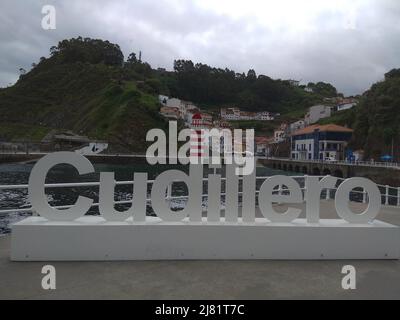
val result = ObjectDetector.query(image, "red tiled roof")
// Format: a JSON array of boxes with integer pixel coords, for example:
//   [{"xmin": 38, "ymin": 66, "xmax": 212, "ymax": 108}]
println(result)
[
  {"xmin": 192, "ymin": 113, "xmax": 202, "ymax": 120},
  {"xmin": 255, "ymin": 137, "xmax": 269, "ymax": 144},
  {"xmin": 292, "ymin": 124, "xmax": 353, "ymax": 136}
]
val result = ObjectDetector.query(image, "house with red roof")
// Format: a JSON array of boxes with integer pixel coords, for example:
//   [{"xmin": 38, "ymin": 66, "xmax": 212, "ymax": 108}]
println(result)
[{"xmin": 290, "ymin": 124, "xmax": 353, "ymax": 161}]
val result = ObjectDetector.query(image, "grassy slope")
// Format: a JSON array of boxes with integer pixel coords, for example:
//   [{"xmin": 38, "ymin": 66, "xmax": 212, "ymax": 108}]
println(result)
[
  {"xmin": 318, "ymin": 109, "xmax": 356, "ymax": 127},
  {"xmin": 0, "ymin": 60, "xmax": 167, "ymax": 152}
]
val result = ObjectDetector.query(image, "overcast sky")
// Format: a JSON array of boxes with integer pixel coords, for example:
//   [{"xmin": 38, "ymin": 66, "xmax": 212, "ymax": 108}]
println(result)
[{"xmin": 1, "ymin": 0, "xmax": 400, "ymax": 95}]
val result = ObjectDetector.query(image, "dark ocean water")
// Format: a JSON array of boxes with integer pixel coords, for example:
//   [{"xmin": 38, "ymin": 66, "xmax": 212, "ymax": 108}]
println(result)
[{"xmin": 0, "ymin": 162, "xmax": 299, "ymax": 234}]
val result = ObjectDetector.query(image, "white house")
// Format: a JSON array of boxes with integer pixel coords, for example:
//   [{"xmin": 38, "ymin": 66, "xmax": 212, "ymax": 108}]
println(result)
[
  {"xmin": 165, "ymin": 98, "xmax": 184, "ymax": 117},
  {"xmin": 305, "ymin": 105, "xmax": 332, "ymax": 126},
  {"xmin": 160, "ymin": 106, "xmax": 180, "ymax": 120},
  {"xmin": 221, "ymin": 108, "xmax": 241, "ymax": 121},
  {"xmin": 257, "ymin": 111, "xmax": 274, "ymax": 121},
  {"xmin": 158, "ymin": 95, "xmax": 169, "ymax": 105},
  {"xmin": 289, "ymin": 120, "xmax": 305, "ymax": 134},
  {"xmin": 274, "ymin": 130, "xmax": 286, "ymax": 143},
  {"xmin": 183, "ymin": 101, "xmax": 198, "ymax": 112},
  {"xmin": 164, "ymin": 98, "xmax": 198, "ymax": 119},
  {"xmin": 221, "ymin": 108, "xmax": 274, "ymax": 121},
  {"xmin": 337, "ymin": 103, "xmax": 356, "ymax": 112},
  {"xmin": 336, "ymin": 99, "xmax": 358, "ymax": 112},
  {"xmin": 255, "ymin": 137, "xmax": 269, "ymax": 155},
  {"xmin": 166, "ymin": 98, "xmax": 181, "ymax": 108},
  {"xmin": 75, "ymin": 142, "xmax": 109, "ymax": 155},
  {"xmin": 288, "ymin": 80, "xmax": 300, "ymax": 87}
]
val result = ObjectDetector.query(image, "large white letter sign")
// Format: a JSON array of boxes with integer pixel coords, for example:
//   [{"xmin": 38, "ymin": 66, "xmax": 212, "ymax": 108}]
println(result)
[
  {"xmin": 335, "ymin": 177, "xmax": 381, "ymax": 224},
  {"xmin": 146, "ymin": 129, "xmax": 167, "ymax": 165},
  {"xmin": 151, "ymin": 165, "xmax": 203, "ymax": 222},
  {"xmin": 258, "ymin": 176, "xmax": 303, "ymax": 223},
  {"xmin": 306, "ymin": 176, "xmax": 337, "ymax": 223},
  {"xmin": 207, "ymin": 174, "xmax": 222, "ymax": 222},
  {"xmin": 14, "ymin": 151, "xmax": 400, "ymax": 261},
  {"xmin": 242, "ymin": 160, "xmax": 256, "ymax": 223},
  {"xmin": 28, "ymin": 152, "xmax": 94, "ymax": 221},
  {"xmin": 99, "ymin": 172, "xmax": 148, "ymax": 222},
  {"xmin": 225, "ymin": 164, "xmax": 239, "ymax": 223}
]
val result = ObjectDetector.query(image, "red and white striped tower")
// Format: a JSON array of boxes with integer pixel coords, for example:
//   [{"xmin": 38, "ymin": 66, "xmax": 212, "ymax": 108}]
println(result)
[{"xmin": 190, "ymin": 113, "xmax": 209, "ymax": 163}]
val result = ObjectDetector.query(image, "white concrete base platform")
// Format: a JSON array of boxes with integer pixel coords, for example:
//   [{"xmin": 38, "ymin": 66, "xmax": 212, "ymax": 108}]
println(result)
[{"xmin": 11, "ymin": 216, "xmax": 400, "ymax": 261}]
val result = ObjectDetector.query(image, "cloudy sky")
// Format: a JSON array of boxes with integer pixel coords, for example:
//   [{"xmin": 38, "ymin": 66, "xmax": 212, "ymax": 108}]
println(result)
[{"xmin": 1, "ymin": 0, "xmax": 400, "ymax": 95}]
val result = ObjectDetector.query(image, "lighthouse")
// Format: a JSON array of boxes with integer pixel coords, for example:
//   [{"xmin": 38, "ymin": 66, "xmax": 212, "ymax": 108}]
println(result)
[{"xmin": 190, "ymin": 113, "xmax": 209, "ymax": 160}]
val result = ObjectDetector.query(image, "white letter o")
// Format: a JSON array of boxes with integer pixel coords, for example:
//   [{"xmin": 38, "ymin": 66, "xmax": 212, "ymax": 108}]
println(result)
[{"xmin": 335, "ymin": 178, "xmax": 381, "ymax": 224}]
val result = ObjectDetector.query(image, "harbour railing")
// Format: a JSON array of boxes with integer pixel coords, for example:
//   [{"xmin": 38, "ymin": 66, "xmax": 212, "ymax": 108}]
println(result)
[
  {"xmin": 0, "ymin": 175, "xmax": 400, "ymax": 217},
  {"xmin": 265, "ymin": 157, "xmax": 400, "ymax": 169}
]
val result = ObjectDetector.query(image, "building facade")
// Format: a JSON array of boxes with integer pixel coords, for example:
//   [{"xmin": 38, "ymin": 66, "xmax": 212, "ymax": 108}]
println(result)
[
  {"xmin": 158, "ymin": 95, "xmax": 169, "ymax": 105},
  {"xmin": 160, "ymin": 106, "xmax": 180, "ymax": 120},
  {"xmin": 289, "ymin": 120, "xmax": 305, "ymax": 134},
  {"xmin": 336, "ymin": 99, "xmax": 358, "ymax": 112},
  {"xmin": 274, "ymin": 130, "xmax": 285, "ymax": 143},
  {"xmin": 291, "ymin": 124, "xmax": 353, "ymax": 161},
  {"xmin": 221, "ymin": 108, "xmax": 274, "ymax": 121},
  {"xmin": 304, "ymin": 105, "xmax": 332, "ymax": 126},
  {"xmin": 255, "ymin": 137, "xmax": 269, "ymax": 155}
]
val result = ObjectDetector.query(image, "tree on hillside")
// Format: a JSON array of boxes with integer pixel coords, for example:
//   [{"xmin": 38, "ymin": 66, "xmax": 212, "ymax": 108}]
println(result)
[
  {"xmin": 353, "ymin": 74, "xmax": 400, "ymax": 160},
  {"xmin": 49, "ymin": 37, "xmax": 124, "ymax": 66},
  {"xmin": 385, "ymin": 68, "xmax": 400, "ymax": 79},
  {"xmin": 170, "ymin": 59, "xmax": 322, "ymax": 112},
  {"xmin": 307, "ymin": 82, "xmax": 337, "ymax": 97},
  {"xmin": 247, "ymin": 69, "xmax": 257, "ymax": 81},
  {"xmin": 127, "ymin": 53, "xmax": 138, "ymax": 64}
]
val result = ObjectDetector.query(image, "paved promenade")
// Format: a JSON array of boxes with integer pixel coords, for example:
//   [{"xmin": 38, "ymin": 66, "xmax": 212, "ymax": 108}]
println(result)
[{"xmin": 1, "ymin": 201, "xmax": 400, "ymax": 300}]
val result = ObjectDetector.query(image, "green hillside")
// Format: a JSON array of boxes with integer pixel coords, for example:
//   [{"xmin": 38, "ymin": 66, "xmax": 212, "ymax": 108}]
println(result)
[
  {"xmin": 353, "ymin": 69, "xmax": 400, "ymax": 159},
  {"xmin": 0, "ymin": 37, "xmax": 340, "ymax": 151},
  {"xmin": 0, "ymin": 38, "xmax": 167, "ymax": 152},
  {"xmin": 164, "ymin": 60, "xmax": 327, "ymax": 114},
  {"xmin": 317, "ymin": 69, "xmax": 400, "ymax": 160}
]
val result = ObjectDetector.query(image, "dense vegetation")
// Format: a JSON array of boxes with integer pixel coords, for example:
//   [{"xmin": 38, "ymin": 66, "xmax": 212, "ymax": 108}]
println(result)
[
  {"xmin": 166, "ymin": 60, "xmax": 325, "ymax": 113},
  {"xmin": 0, "ymin": 37, "xmax": 331, "ymax": 150},
  {"xmin": 0, "ymin": 37, "xmax": 167, "ymax": 152},
  {"xmin": 49, "ymin": 38, "xmax": 124, "ymax": 66},
  {"xmin": 317, "ymin": 69, "xmax": 400, "ymax": 160},
  {"xmin": 7, "ymin": 36, "xmax": 398, "ymax": 155},
  {"xmin": 304, "ymin": 82, "xmax": 338, "ymax": 97},
  {"xmin": 352, "ymin": 69, "xmax": 400, "ymax": 159}
]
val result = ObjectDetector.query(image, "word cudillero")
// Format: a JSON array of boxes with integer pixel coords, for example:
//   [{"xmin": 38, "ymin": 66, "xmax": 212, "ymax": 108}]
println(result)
[{"xmin": 28, "ymin": 152, "xmax": 382, "ymax": 224}]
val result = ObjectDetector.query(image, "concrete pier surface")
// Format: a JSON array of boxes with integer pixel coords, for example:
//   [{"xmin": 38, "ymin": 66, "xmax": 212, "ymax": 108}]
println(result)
[{"xmin": 1, "ymin": 201, "xmax": 400, "ymax": 300}]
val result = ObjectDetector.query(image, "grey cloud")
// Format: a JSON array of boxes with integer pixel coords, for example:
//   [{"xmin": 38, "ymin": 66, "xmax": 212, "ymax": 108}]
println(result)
[{"xmin": 1, "ymin": 0, "xmax": 400, "ymax": 95}]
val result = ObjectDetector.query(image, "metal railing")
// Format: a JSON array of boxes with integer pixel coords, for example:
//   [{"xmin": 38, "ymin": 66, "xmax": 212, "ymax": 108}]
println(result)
[
  {"xmin": 1, "ymin": 175, "xmax": 400, "ymax": 216},
  {"xmin": 264, "ymin": 157, "xmax": 400, "ymax": 169}
]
